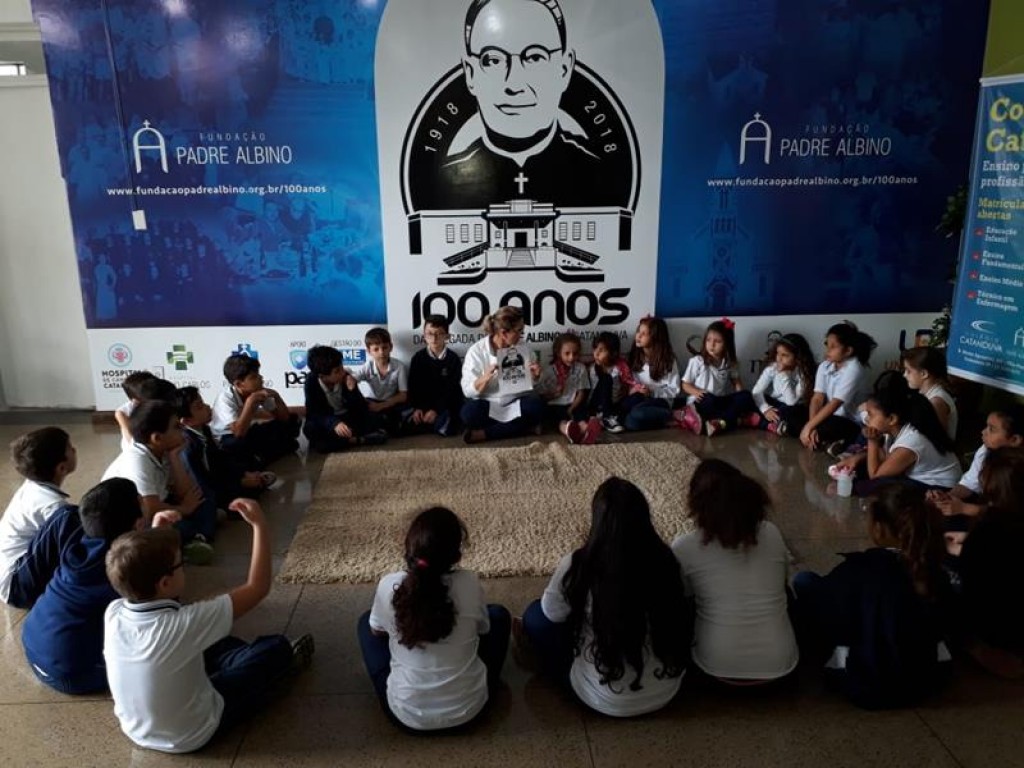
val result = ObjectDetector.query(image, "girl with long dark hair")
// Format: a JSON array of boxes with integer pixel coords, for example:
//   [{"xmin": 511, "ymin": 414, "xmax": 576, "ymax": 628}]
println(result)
[
  {"xmin": 621, "ymin": 316, "xmax": 682, "ymax": 431},
  {"xmin": 521, "ymin": 477, "xmax": 690, "ymax": 716},
  {"xmin": 750, "ymin": 332, "xmax": 817, "ymax": 436},
  {"xmin": 357, "ymin": 507, "xmax": 510, "ymax": 731},
  {"xmin": 834, "ymin": 371, "xmax": 960, "ymax": 496}
]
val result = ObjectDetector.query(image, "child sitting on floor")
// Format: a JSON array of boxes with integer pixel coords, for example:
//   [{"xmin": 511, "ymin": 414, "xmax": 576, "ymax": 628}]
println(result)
[{"xmin": 103, "ymin": 499, "xmax": 314, "ymax": 753}]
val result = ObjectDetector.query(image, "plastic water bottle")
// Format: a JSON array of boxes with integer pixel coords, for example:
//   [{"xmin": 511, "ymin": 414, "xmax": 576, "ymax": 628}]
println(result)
[{"xmin": 837, "ymin": 473, "xmax": 853, "ymax": 497}]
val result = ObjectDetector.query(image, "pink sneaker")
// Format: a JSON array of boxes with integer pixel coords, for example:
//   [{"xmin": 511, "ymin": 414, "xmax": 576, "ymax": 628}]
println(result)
[
  {"xmin": 581, "ymin": 417, "xmax": 602, "ymax": 445},
  {"xmin": 740, "ymin": 412, "xmax": 761, "ymax": 428},
  {"xmin": 705, "ymin": 419, "xmax": 728, "ymax": 437},
  {"xmin": 766, "ymin": 420, "xmax": 780, "ymax": 435},
  {"xmin": 560, "ymin": 420, "xmax": 582, "ymax": 444},
  {"xmin": 674, "ymin": 405, "xmax": 703, "ymax": 434}
]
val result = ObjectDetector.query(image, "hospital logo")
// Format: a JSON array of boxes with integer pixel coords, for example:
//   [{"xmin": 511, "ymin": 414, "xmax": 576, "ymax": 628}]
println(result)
[
  {"xmin": 166, "ymin": 344, "xmax": 194, "ymax": 371},
  {"xmin": 107, "ymin": 343, "xmax": 132, "ymax": 367}
]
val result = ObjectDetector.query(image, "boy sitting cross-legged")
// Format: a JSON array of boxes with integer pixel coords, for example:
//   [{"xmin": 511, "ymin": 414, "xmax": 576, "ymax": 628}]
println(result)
[
  {"xmin": 101, "ymin": 400, "xmax": 213, "ymax": 564},
  {"xmin": 210, "ymin": 354, "xmax": 300, "ymax": 469},
  {"xmin": 20, "ymin": 478, "xmax": 178, "ymax": 695},
  {"xmin": 302, "ymin": 345, "xmax": 386, "ymax": 453},
  {"xmin": 406, "ymin": 314, "xmax": 464, "ymax": 437},
  {"xmin": 103, "ymin": 499, "xmax": 314, "ymax": 754},
  {"xmin": 0, "ymin": 427, "xmax": 80, "ymax": 608},
  {"xmin": 350, "ymin": 327, "xmax": 409, "ymax": 435}
]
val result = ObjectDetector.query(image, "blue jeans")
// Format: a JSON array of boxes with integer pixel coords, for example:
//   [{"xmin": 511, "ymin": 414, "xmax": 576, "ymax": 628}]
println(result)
[
  {"xmin": 176, "ymin": 465, "xmax": 219, "ymax": 543},
  {"xmin": 207, "ymin": 634, "xmax": 294, "ymax": 735},
  {"xmin": 28, "ymin": 658, "xmax": 107, "ymax": 695},
  {"xmin": 621, "ymin": 394, "xmax": 672, "ymax": 431},
  {"xmin": 460, "ymin": 396, "xmax": 544, "ymax": 441},
  {"xmin": 521, "ymin": 599, "xmax": 574, "ymax": 686},
  {"xmin": 7, "ymin": 505, "xmax": 81, "ymax": 609},
  {"xmin": 356, "ymin": 605, "xmax": 511, "ymax": 730}
]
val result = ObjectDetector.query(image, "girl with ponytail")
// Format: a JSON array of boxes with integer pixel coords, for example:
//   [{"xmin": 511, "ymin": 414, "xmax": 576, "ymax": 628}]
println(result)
[
  {"xmin": 793, "ymin": 484, "xmax": 950, "ymax": 707},
  {"xmin": 357, "ymin": 507, "xmax": 510, "ymax": 731}
]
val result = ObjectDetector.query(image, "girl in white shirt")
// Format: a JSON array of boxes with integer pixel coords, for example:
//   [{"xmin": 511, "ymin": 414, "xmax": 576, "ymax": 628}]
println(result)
[
  {"xmin": 521, "ymin": 477, "xmax": 690, "ymax": 717},
  {"xmin": 358, "ymin": 507, "xmax": 510, "ymax": 732},
  {"xmin": 537, "ymin": 332, "xmax": 598, "ymax": 444},
  {"xmin": 800, "ymin": 322, "xmax": 876, "ymax": 455},
  {"xmin": 677, "ymin": 319, "xmax": 757, "ymax": 436},
  {"xmin": 750, "ymin": 333, "xmax": 816, "ymax": 437},
  {"xmin": 835, "ymin": 371, "xmax": 961, "ymax": 495},
  {"xmin": 621, "ymin": 316, "xmax": 681, "ymax": 431},
  {"xmin": 672, "ymin": 459, "xmax": 798, "ymax": 683},
  {"xmin": 901, "ymin": 346, "xmax": 958, "ymax": 441}
]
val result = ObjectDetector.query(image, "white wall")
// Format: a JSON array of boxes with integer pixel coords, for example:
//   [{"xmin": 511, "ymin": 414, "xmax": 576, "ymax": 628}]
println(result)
[
  {"xmin": 0, "ymin": 0, "xmax": 33, "ymax": 25},
  {"xmin": 0, "ymin": 77, "xmax": 93, "ymax": 407}
]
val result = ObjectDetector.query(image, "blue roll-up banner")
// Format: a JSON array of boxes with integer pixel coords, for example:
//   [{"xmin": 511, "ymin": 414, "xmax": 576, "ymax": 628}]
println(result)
[
  {"xmin": 28, "ymin": 0, "xmax": 989, "ymax": 408},
  {"xmin": 947, "ymin": 76, "xmax": 1024, "ymax": 396}
]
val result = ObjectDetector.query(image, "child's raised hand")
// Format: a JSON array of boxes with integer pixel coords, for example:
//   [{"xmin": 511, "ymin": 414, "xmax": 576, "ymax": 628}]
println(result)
[
  {"xmin": 229, "ymin": 498, "xmax": 266, "ymax": 526},
  {"xmin": 151, "ymin": 510, "xmax": 182, "ymax": 528}
]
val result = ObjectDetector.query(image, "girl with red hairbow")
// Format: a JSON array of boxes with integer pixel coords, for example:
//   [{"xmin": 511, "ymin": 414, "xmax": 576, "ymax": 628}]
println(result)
[{"xmin": 676, "ymin": 319, "xmax": 758, "ymax": 436}]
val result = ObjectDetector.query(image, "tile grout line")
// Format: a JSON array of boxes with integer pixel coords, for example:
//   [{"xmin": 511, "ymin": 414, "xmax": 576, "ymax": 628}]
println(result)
[
  {"xmin": 913, "ymin": 708, "xmax": 966, "ymax": 768},
  {"xmin": 580, "ymin": 712, "xmax": 598, "ymax": 768}
]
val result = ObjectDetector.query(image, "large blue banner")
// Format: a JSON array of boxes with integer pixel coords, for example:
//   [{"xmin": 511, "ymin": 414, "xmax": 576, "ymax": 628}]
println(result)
[
  {"xmin": 31, "ymin": 0, "xmax": 988, "ymax": 329},
  {"xmin": 947, "ymin": 77, "xmax": 1024, "ymax": 396}
]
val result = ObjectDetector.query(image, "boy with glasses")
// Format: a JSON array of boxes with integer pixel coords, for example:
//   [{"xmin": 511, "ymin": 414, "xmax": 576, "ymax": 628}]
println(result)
[
  {"xmin": 103, "ymin": 499, "xmax": 313, "ymax": 754},
  {"xmin": 407, "ymin": 314, "xmax": 465, "ymax": 436}
]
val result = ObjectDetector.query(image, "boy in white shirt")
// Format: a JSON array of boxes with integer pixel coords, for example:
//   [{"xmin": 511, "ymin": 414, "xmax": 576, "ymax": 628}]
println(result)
[
  {"xmin": 210, "ymin": 354, "xmax": 300, "ymax": 469},
  {"xmin": 101, "ymin": 400, "xmax": 212, "ymax": 564},
  {"xmin": 0, "ymin": 427, "xmax": 79, "ymax": 608},
  {"xmin": 103, "ymin": 499, "xmax": 313, "ymax": 754},
  {"xmin": 349, "ymin": 327, "xmax": 409, "ymax": 435},
  {"xmin": 114, "ymin": 371, "xmax": 158, "ymax": 449}
]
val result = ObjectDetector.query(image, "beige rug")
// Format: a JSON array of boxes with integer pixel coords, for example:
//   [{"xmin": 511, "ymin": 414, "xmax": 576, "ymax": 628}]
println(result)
[{"xmin": 279, "ymin": 441, "xmax": 700, "ymax": 584}]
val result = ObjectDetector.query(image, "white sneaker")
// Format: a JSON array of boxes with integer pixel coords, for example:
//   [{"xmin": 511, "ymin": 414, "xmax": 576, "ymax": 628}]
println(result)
[{"xmin": 601, "ymin": 415, "xmax": 625, "ymax": 433}]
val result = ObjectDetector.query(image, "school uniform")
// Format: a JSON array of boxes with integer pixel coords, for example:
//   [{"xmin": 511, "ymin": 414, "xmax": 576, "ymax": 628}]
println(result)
[
  {"xmin": 0, "ymin": 479, "xmax": 79, "ymax": 609},
  {"xmin": 104, "ymin": 594, "xmax": 293, "ymax": 753},
  {"xmin": 524, "ymin": 553, "xmax": 685, "ymax": 717},
  {"xmin": 958, "ymin": 445, "xmax": 988, "ymax": 495},
  {"xmin": 538, "ymin": 361, "xmax": 591, "ymax": 423},
  {"xmin": 210, "ymin": 384, "xmax": 300, "ymax": 469},
  {"xmin": 21, "ymin": 532, "xmax": 114, "ymax": 694},
  {"xmin": 358, "ymin": 569, "xmax": 510, "ymax": 731},
  {"xmin": 351, "ymin": 358, "xmax": 409, "ymax": 434},
  {"xmin": 751, "ymin": 364, "xmax": 809, "ymax": 429},
  {"xmin": 885, "ymin": 425, "xmax": 961, "ymax": 489},
  {"xmin": 922, "ymin": 384, "xmax": 958, "ymax": 441},
  {"xmin": 682, "ymin": 356, "xmax": 757, "ymax": 427},
  {"xmin": 587, "ymin": 359, "xmax": 635, "ymax": 419},
  {"xmin": 302, "ymin": 374, "xmax": 372, "ymax": 452},
  {"xmin": 621, "ymin": 360, "xmax": 680, "ymax": 431},
  {"xmin": 804, "ymin": 358, "xmax": 870, "ymax": 445},
  {"xmin": 407, "ymin": 347, "xmax": 464, "ymax": 436}
]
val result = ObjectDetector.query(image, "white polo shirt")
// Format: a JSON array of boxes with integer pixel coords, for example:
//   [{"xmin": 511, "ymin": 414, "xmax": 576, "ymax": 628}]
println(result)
[
  {"xmin": 101, "ymin": 442, "xmax": 169, "ymax": 500},
  {"xmin": 922, "ymin": 384, "xmax": 958, "ymax": 441},
  {"xmin": 632, "ymin": 360, "xmax": 681, "ymax": 403},
  {"xmin": 0, "ymin": 480, "xmax": 70, "ymax": 603},
  {"xmin": 959, "ymin": 445, "xmax": 988, "ymax": 495},
  {"xmin": 116, "ymin": 400, "xmax": 136, "ymax": 451},
  {"xmin": 752, "ymin": 364, "xmax": 806, "ymax": 412},
  {"xmin": 369, "ymin": 569, "xmax": 490, "ymax": 730},
  {"xmin": 538, "ymin": 361, "xmax": 590, "ymax": 406},
  {"xmin": 813, "ymin": 358, "xmax": 868, "ymax": 420},
  {"xmin": 541, "ymin": 553, "xmax": 684, "ymax": 717},
  {"xmin": 104, "ymin": 594, "xmax": 232, "ymax": 753},
  {"xmin": 682, "ymin": 356, "xmax": 738, "ymax": 402},
  {"xmin": 351, "ymin": 358, "xmax": 408, "ymax": 402},
  {"xmin": 886, "ymin": 424, "xmax": 962, "ymax": 488},
  {"xmin": 210, "ymin": 384, "xmax": 245, "ymax": 439}
]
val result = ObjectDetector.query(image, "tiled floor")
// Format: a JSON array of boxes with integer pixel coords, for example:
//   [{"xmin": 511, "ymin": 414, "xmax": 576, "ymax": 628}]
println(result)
[{"xmin": 0, "ymin": 413, "xmax": 1021, "ymax": 767}]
